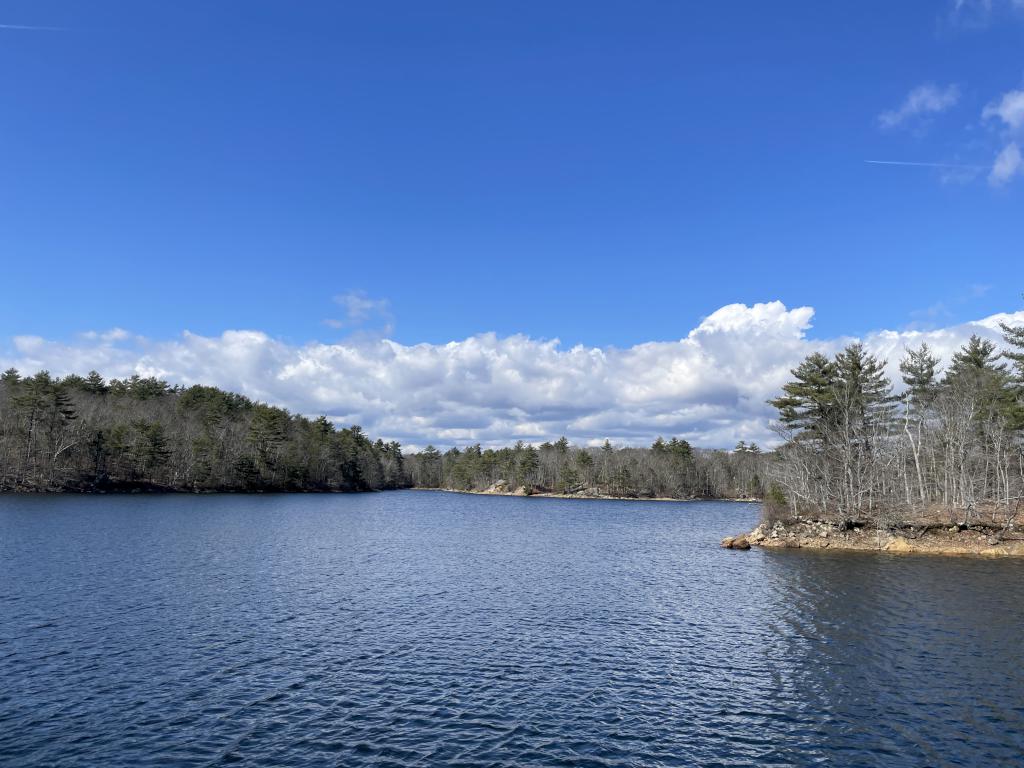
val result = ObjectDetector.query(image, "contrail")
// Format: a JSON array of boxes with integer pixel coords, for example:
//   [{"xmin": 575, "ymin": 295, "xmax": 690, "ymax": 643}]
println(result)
[
  {"xmin": 865, "ymin": 159, "xmax": 985, "ymax": 170},
  {"xmin": 0, "ymin": 23, "xmax": 67, "ymax": 31}
]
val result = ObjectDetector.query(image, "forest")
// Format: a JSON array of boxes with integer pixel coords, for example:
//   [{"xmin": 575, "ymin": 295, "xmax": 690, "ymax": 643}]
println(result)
[
  {"xmin": 0, "ymin": 365, "xmax": 766, "ymax": 499},
  {"xmin": 403, "ymin": 437, "xmax": 765, "ymax": 500},
  {"xmin": 0, "ymin": 370, "xmax": 406, "ymax": 492},
  {"xmin": 764, "ymin": 318, "xmax": 1024, "ymax": 530}
]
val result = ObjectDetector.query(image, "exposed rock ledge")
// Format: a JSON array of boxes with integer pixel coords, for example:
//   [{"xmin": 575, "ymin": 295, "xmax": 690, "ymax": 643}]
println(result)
[{"xmin": 723, "ymin": 520, "xmax": 1024, "ymax": 557}]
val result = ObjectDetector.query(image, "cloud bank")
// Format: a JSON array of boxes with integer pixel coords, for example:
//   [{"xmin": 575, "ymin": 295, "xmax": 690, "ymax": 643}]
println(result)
[{"xmin": 4, "ymin": 302, "xmax": 1022, "ymax": 450}]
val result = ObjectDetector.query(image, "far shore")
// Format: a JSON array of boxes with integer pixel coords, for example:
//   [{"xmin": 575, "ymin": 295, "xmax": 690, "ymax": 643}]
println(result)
[{"xmin": 413, "ymin": 486, "xmax": 761, "ymax": 503}]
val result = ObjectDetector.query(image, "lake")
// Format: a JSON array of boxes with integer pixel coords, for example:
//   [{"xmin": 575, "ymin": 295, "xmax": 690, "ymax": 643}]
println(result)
[{"xmin": 1, "ymin": 491, "xmax": 1023, "ymax": 766}]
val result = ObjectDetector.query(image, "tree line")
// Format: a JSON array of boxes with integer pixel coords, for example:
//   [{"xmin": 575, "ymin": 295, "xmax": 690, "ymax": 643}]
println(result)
[
  {"xmin": 0, "ymin": 370, "xmax": 407, "ymax": 492},
  {"xmin": 765, "ymin": 318, "xmax": 1024, "ymax": 528},
  {"xmin": 404, "ymin": 436, "xmax": 766, "ymax": 499}
]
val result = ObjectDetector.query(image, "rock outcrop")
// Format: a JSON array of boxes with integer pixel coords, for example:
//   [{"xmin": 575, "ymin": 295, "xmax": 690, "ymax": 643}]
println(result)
[{"xmin": 733, "ymin": 519, "xmax": 1024, "ymax": 557}]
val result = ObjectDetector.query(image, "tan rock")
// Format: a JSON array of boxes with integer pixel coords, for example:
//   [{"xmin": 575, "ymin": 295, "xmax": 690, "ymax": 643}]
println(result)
[
  {"xmin": 721, "ymin": 535, "xmax": 750, "ymax": 550},
  {"xmin": 885, "ymin": 536, "xmax": 915, "ymax": 553}
]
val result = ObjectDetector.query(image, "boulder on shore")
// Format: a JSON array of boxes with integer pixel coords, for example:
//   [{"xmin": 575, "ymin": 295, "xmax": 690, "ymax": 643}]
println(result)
[{"xmin": 721, "ymin": 535, "xmax": 751, "ymax": 550}]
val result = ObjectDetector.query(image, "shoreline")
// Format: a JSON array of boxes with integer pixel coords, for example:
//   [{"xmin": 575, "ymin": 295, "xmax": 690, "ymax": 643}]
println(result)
[
  {"xmin": 412, "ymin": 486, "xmax": 761, "ymax": 503},
  {"xmin": 0, "ymin": 484, "xmax": 759, "ymax": 502},
  {"xmin": 0, "ymin": 483, "xmax": 403, "ymax": 495},
  {"xmin": 723, "ymin": 520, "xmax": 1024, "ymax": 557}
]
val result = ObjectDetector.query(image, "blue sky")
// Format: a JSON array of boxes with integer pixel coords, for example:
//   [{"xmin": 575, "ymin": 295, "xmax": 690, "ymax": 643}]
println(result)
[
  {"xmin": 2, "ymin": 2, "xmax": 1024, "ymax": 447},
  {"xmin": 2, "ymin": 0, "xmax": 1022, "ymax": 347}
]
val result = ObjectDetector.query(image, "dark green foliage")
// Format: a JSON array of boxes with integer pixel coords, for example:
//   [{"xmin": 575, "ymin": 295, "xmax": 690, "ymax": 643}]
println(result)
[
  {"xmin": 0, "ymin": 370, "xmax": 408, "ymax": 492},
  {"xmin": 1003, "ymin": 318, "xmax": 1024, "ymax": 429},
  {"xmin": 666, "ymin": 437, "xmax": 693, "ymax": 461},
  {"xmin": 768, "ymin": 352, "xmax": 838, "ymax": 441},
  {"xmin": 946, "ymin": 335, "xmax": 1006, "ymax": 380},
  {"xmin": 900, "ymin": 343, "xmax": 939, "ymax": 401},
  {"xmin": 516, "ymin": 444, "xmax": 539, "ymax": 487},
  {"xmin": 1003, "ymin": 320, "xmax": 1024, "ymax": 380}
]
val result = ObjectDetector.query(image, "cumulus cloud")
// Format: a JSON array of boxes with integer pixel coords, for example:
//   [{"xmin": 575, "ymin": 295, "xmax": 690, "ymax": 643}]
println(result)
[
  {"xmin": 879, "ymin": 84, "xmax": 960, "ymax": 129},
  {"xmin": 3, "ymin": 302, "xmax": 1022, "ymax": 451}
]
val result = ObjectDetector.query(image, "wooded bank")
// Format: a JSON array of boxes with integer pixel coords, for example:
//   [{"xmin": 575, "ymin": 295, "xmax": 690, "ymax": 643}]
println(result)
[{"xmin": 0, "ymin": 370, "xmax": 406, "ymax": 492}]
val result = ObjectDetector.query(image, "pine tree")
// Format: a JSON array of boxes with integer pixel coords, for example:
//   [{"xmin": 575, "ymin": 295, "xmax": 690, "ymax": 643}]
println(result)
[
  {"xmin": 946, "ymin": 335, "xmax": 1007, "ymax": 381},
  {"xmin": 1003, "ymin": 321, "xmax": 1024, "ymax": 380},
  {"xmin": 944, "ymin": 335, "xmax": 1014, "ymax": 423},
  {"xmin": 833, "ymin": 342, "xmax": 896, "ymax": 434},
  {"xmin": 900, "ymin": 343, "xmax": 939, "ymax": 402},
  {"xmin": 768, "ymin": 352, "xmax": 837, "ymax": 440},
  {"xmin": 667, "ymin": 437, "xmax": 693, "ymax": 461},
  {"xmin": 517, "ymin": 444, "xmax": 539, "ymax": 488},
  {"xmin": 83, "ymin": 371, "xmax": 108, "ymax": 395},
  {"xmin": 1002, "ymin": 317, "xmax": 1024, "ymax": 428}
]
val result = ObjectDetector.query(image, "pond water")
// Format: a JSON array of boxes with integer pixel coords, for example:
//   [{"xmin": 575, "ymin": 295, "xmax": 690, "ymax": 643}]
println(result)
[{"xmin": 2, "ymin": 491, "xmax": 1022, "ymax": 766}]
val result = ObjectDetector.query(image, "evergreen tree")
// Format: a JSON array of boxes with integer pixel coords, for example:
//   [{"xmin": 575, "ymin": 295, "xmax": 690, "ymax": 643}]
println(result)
[
  {"xmin": 900, "ymin": 343, "xmax": 939, "ymax": 403},
  {"xmin": 833, "ymin": 342, "xmax": 896, "ymax": 434},
  {"xmin": 945, "ymin": 335, "xmax": 1007, "ymax": 382},
  {"xmin": 83, "ymin": 371, "xmax": 108, "ymax": 395},
  {"xmin": 1001, "ymin": 318, "xmax": 1024, "ymax": 428},
  {"xmin": 667, "ymin": 437, "xmax": 693, "ymax": 461},
  {"xmin": 517, "ymin": 444, "xmax": 539, "ymax": 487},
  {"xmin": 768, "ymin": 352, "xmax": 838, "ymax": 440},
  {"xmin": 944, "ymin": 335, "xmax": 1014, "ymax": 427},
  {"xmin": 1003, "ymin": 321, "xmax": 1024, "ymax": 381}
]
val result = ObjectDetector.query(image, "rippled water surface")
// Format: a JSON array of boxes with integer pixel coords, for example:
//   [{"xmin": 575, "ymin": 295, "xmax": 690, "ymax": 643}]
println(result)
[{"xmin": 2, "ymin": 492, "xmax": 1024, "ymax": 767}]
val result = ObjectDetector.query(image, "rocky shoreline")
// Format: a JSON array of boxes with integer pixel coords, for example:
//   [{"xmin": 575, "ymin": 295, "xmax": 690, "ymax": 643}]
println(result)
[
  {"xmin": 723, "ymin": 519, "xmax": 1024, "ymax": 557},
  {"xmin": 419, "ymin": 481, "xmax": 759, "ymax": 503}
]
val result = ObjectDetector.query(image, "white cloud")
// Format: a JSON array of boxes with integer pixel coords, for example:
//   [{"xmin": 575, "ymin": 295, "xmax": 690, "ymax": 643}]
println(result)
[
  {"xmin": 989, "ymin": 141, "xmax": 1023, "ymax": 185},
  {"xmin": 3, "ymin": 302, "xmax": 1022, "ymax": 450},
  {"xmin": 981, "ymin": 88, "xmax": 1024, "ymax": 185},
  {"xmin": 324, "ymin": 290, "xmax": 393, "ymax": 332},
  {"xmin": 879, "ymin": 84, "xmax": 960, "ymax": 129},
  {"xmin": 949, "ymin": 0, "xmax": 1024, "ymax": 25},
  {"xmin": 983, "ymin": 89, "xmax": 1024, "ymax": 131}
]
